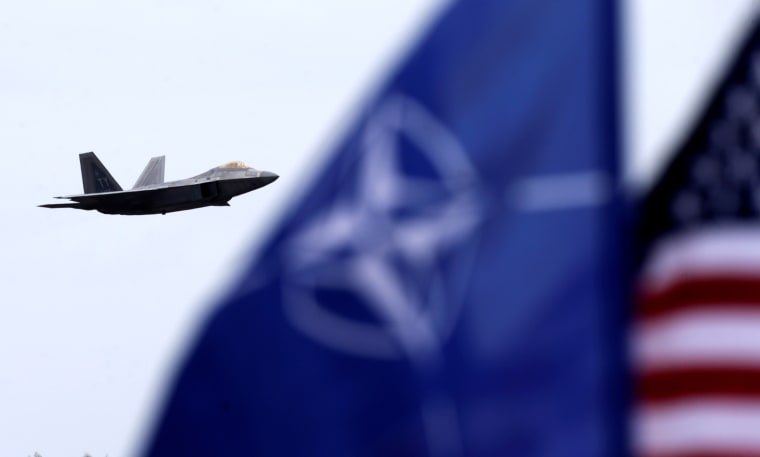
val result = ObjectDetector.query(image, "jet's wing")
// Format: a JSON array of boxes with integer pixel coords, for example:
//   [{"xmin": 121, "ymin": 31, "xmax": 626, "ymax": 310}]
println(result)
[
  {"xmin": 48, "ymin": 186, "xmax": 167, "ymax": 211},
  {"xmin": 55, "ymin": 186, "xmax": 164, "ymax": 204},
  {"xmin": 133, "ymin": 156, "xmax": 165, "ymax": 189}
]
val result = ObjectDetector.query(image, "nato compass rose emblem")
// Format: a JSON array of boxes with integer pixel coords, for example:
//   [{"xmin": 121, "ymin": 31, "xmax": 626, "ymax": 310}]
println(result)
[{"xmin": 283, "ymin": 94, "xmax": 484, "ymax": 363}]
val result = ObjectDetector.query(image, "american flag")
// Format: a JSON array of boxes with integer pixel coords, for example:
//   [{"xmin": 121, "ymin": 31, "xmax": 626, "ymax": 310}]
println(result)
[{"xmin": 635, "ymin": 18, "xmax": 760, "ymax": 457}]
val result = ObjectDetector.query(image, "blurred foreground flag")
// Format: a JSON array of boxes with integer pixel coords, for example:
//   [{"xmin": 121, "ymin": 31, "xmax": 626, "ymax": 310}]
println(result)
[
  {"xmin": 146, "ymin": 0, "xmax": 624, "ymax": 456},
  {"xmin": 635, "ymin": 16, "xmax": 760, "ymax": 457}
]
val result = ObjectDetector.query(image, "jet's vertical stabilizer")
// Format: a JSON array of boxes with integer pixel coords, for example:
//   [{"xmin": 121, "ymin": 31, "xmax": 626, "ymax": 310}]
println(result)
[
  {"xmin": 79, "ymin": 152, "xmax": 122, "ymax": 194},
  {"xmin": 133, "ymin": 156, "xmax": 165, "ymax": 189}
]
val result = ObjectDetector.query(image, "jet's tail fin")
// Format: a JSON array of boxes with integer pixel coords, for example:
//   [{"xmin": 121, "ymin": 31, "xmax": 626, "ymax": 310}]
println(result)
[
  {"xmin": 133, "ymin": 156, "xmax": 165, "ymax": 189},
  {"xmin": 79, "ymin": 152, "xmax": 122, "ymax": 194}
]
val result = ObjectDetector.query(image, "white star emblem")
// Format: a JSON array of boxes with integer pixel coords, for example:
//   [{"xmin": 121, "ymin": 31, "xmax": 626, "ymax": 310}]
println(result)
[{"xmin": 283, "ymin": 94, "xmax": 484, "ymax": 361}]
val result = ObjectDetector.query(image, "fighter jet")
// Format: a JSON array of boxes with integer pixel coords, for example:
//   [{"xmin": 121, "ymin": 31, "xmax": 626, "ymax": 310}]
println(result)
[{"xmin": 40, "ymin": 152, "xmax": 278, "ymax": 215}]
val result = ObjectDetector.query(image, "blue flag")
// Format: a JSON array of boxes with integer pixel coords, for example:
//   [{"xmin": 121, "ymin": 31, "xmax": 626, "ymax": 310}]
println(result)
[{"xmin": 145, "ymin": 0, "xmax": 624, "ymax": 456}]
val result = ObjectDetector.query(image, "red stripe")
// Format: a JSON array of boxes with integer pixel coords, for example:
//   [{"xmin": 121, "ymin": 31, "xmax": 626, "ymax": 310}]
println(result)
[
  {"xmin": 639, "ymin": 367, "xmax": 760, "ymax": 403},
  {"xmin": 639, "ymin": 276, "xmax": 760, "ymax": 321}
]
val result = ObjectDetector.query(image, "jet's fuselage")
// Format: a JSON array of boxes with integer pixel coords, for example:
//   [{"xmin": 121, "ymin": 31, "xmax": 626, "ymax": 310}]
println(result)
[{"xmin": 93, "ymin": 174, "xmax": 277, "ymax": 215}]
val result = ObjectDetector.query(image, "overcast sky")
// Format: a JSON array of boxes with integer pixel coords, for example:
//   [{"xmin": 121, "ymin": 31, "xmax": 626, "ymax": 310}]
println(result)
[{"xmin": 0, "ymin": 1, "xmax": 757, "ymax": 456}]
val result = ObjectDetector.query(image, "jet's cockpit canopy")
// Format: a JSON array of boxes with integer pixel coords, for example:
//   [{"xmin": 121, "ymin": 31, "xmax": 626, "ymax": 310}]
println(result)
[{"xmin": 219, "ymin": 161, "xmax": 251, "ymax": 169}]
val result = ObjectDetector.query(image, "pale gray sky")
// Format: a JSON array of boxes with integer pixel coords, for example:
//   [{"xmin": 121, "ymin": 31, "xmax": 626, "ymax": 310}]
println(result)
[{"xmin": 0, "ymin": 1, "xmax": 756, "ymax": 456}]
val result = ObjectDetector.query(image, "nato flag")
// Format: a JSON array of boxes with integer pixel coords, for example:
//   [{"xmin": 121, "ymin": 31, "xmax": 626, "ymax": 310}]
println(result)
[{"xmin": 145, "ymin": 0, "xmax": 625, "ymax": 456}]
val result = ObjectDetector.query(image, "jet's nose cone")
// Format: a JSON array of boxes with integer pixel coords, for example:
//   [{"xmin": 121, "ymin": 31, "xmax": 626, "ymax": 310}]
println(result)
[{"xmin": 258, "ymin": 170, "xmax": 279, "ymax": 184}]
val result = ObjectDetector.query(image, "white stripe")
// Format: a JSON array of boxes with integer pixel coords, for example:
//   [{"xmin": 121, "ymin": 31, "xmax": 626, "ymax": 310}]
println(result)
[
  {"xmin": 636, "ymin": 400, "xmax": 760, "ymax": 455},
  {"xmin": 635, "ymin": 309, "xmax": 760, "ymax": 371},
  {"xmin": 642, "ymin": 225, "xmax": 760, "ymax": 291}
]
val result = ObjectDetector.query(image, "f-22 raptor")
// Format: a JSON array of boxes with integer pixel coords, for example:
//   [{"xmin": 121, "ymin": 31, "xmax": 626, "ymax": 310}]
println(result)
[{"xmin": 40, "ymin": 152, "xmax": 278, "ymax": 215}]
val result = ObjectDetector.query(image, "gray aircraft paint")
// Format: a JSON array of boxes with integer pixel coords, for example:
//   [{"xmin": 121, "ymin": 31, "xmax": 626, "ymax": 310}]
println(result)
[
  {"xmin": 133, "ymin": 156, "xmax": 165, "ymax": 189},
  {"xmin": 40, "ymin": 152, "xmax": 278, "ymax": 215}
]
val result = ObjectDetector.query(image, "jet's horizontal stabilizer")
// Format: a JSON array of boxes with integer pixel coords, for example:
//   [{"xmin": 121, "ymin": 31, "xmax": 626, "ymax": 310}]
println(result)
[
  {"xmin": 80, "ymin": 152, "xmax": 122, "ymax": 194},
  {"xmin": 133, "ymin": 156, "xmax": 165, "ymax": 189},
  {"xmin": 38, "ymin": 203, "xmax": 85, "ymax": 209}
]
